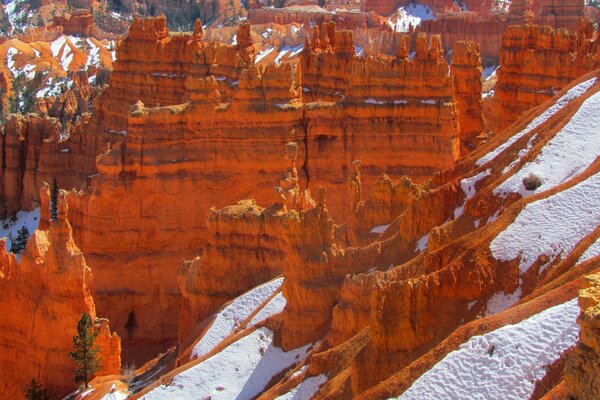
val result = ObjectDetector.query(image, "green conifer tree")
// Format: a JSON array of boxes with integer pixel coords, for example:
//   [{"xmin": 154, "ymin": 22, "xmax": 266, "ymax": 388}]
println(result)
[
  {"xmin": 69, "ymin": 313, "xmax": 101, "ymax": 388},
  {"xmin": 50, "ymin": 178, "xmax": 58, "ymax": 222},
  {"xmin": 24, "ymin": 378, "xmax": 49, "ymax": 400},
  {"xmin": 10, "ymin": 225, "xmax": 29, "ymax": 255}
]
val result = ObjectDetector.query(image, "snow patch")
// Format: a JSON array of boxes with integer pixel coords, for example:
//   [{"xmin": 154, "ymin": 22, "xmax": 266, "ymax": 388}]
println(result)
[
  {"xmin": 477, "ymin": 78, "xmax": 597, "ymax": 167},
  {"xmin": 490, "ymin": 171, "xmax": 600, "ymax": 274},
  {"xmin": 398, "ymin": 299, "xmax": 580, "ymax": 400},
  {"xmin": 453, "ymin": 169, "xmax": 491, "ymax": 219},
  {"xmin": 495, "ymin": 90, "xmax": 600, "ymax": 197},
  {"xmin": 577, "ymin": 237, "xmax": 600, "ymax": 265},
  {"xmin": 370, "ymin": 224, "xmax": 390, "ymax": 234},
  {"xmin": 0, "ymin": 208, "xmax": 40, "ymax": 253},
  {"xmin": 142, "ymin": 327, "xmax": 310, "ymax": 400},
  {"xmin": 389, "ymin": 3, "xmax": 434, "ymax": 32},
  {"xmin": 191, "ymin": 278, "xmax": 283, "ymax": 359},
  {"xmin": 415, "ymin": 234, "xmax": 429, "ymax": 252},
  {"xmin": 485, "ymin": 287, "xmax": 522, "ymax": 316},
  {"xmin": 275, "ymin": 374, "xmax": 327, "ymax": 400}
]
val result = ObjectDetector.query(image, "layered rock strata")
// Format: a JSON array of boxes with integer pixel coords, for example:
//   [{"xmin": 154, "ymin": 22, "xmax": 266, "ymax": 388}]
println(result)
[
  {"xmin": 494, "ymin": 23, "xmax": 600, "ymax": 130},
  {"xmin": 58, "ymin": 16, "xmax": 472, "ymax": 363},
  {"xmin": 0, "ymin": 187, "xmax": 120, "ymax": 399}
]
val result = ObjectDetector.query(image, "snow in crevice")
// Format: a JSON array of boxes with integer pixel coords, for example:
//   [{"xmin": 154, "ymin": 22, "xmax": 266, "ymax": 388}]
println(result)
[
  {"xmin": 142, "ymin": 327, "xmax": 311, "ymax": 400},
  {"xmin": 415, "ymin": 233, "xmax": 429, "ymax": 252},
  {"xmin": 476, "ymin": 78, "xmax": 597, "ymax": 167},
  {"xmin": 490, "ymin": 171, "xmax": 600, "ymax": 274},
  {"xmin": 255, "ymin": 46, "xmax": 274, "ymax": 63},
  {"xmin": 388, "ymin": 3, "xmax": 434, "ymax": 32},
  {"xmin": 1, "ymin": 208, "xmax": 40, "ymax": 254},
  {"xmin": 248, "ymin": 292, "xmax": 286, "ymax": 327},
  {"xmin": 191, "ymin": 278, "xmax": 283, "ymax": 359},
  {"xmin": 398, "ymin": 299, "xmax": 580, "ymax": 400},
  {"xmin": 494, "ymin": 89, "xmax": 600, "ymax": 198},
  {"xmin": 485, "ymin": 286, "xmax": 522, "ymax": 316},
  {"xmin": 577, "ymin": 236, "xmax": 600, "ymax": 265},
  {"xmin": 453, "ymin": 169, "xmax": 491, "ymax": 219},
  {"xmin": 370, "ymin": 224, "xmax": 390, "ymax": 234},
  {"xmin": 274, "ymin": 374, "xmax": 328, "ymax": 400}
]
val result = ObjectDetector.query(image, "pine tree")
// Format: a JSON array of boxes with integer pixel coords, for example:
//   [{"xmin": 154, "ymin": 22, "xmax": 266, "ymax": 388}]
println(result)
[
  {"xmin": 10, "ymin": 225, "xmax": 29, "ymax": 255},
  {"xmin": 50, "ymin": 178, "xmax": 58, "ymax": 222},
  {"xmin": 69, "ymin": 313, "xmax": 101, "ymax": 388},
  {"xmin": 24, "ymin": 378, "xmax": 49, "ymax": 400}
]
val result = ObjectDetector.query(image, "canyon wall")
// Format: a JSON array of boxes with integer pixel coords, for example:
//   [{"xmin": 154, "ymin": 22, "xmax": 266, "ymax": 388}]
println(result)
[
  {"xmin": 0, "ymin": 188, "xmax": 120, "ymax": 399},
  {"xmin": 494, "ymin": 22, "xmax": 599, "ymax": 130},
  {"xmin": 60, "ymin": 16, "xmax": 470, "ymax": 364},
  {"xmin": 0, "ymin": 114, "xmax": 102, "ymax": 217}
]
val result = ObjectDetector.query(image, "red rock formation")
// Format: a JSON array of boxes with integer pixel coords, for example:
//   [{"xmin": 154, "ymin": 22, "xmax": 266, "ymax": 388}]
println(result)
[
  {"xmin": 539, "ymin": 0, "xmax": 585, "ymax": 32},
  {"xmin": 0, "ymin": 114, "xmax": 106, "ymax": 217},
  {"xmin": 494, "ymin": 23, "xmax": 599, "ymax": 130},
  {"xmin": 248, "ymin": 6, "xmax": 389, "ymax": 30},
  {"xmin": 53, "ymin": 9, "xmax": 94, "ymax": 36},
  {"xmin": 59, "ymin": 16, "xmax": 472, "ymax": 365},
  {"xmin": 451, "ymin": 40, "xmax": 484, "ymax": 154},
  {"xmin": 564, "ymin": 273, "xmax": 600, "ymax": 400},
  {"xmin": 0, "ymin": 187, "xmax": 120, "ymax": 399},
  {"xmin": 417, "ymin": 12, "xmax": 511, "ymax": 61}
]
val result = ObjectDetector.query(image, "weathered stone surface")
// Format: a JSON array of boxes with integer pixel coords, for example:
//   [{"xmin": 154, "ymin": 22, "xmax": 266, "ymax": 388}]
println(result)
[
  {"xmin": 564, "ymin": 273, "xmax": 600, "ymax": 400},
  {"xmin": 494, "ymin": 22, "xmax": 599, "ymax": 130},
  {"xmin": 0, "ymin": 188, "xmax": 120, "ymax": 399}
]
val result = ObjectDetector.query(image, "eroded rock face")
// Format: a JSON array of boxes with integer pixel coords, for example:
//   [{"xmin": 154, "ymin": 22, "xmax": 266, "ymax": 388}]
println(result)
[
  {"xmin": 565, "ymin": 273, "xmax": 600, "ymax": 400},
  {"xmin": 0, "ymin": 113, "xmax": 105, "ymax": 217},
  {"xmin": 494, "ymin": 22, "xmax": 599, "ymax": 130},
  {"xmin": 61, "ymin": 17, "xmax": 470, "ymax": 363},
  {"xmin": 0, "ymin": 188, "xmax": 120, "ymax": 399},
  {"xmin": 451, "ymin": 40, "xmax": 484, "ymax": 155}
]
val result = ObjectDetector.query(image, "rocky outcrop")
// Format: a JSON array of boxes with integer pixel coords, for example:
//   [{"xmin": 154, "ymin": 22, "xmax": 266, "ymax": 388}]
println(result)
[
  {"xmin": 248, "ymin": 6, "xmax": 389, "ymax": 30},
  {"xmin": 417, "ymin": 12, "xmax": 511, "ymax": 61},
  {"xmin": 565, "ymin": 272, "xmax": 600, "ymax": 400},
  {"xmin": 62, "ymin": 17, "xmax": 472, "ymax": 364},
  {"xmin": 0, "ymin": 187, "xmax": 120, "ymax": 399},
  {"xmin": 494, "ymin": 23, "xmax": 599, "ymax": 130},
  {"xmin": 0, "ymin": 114, "xmax": 105, "ymax": 217},
  {"xmin": 53, "ymin": 9, "xmax": 94, "ymax": 36},
  {"xmin": 451, "ymin": 40, "xmax": 484, "ymax": 155},
  {"xmin": 539, "ymin": 0, "xmax": 585, "ymax": 32}
]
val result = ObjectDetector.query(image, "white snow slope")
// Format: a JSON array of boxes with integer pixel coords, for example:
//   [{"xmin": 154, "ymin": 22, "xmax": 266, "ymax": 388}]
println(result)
[
  {"xmin": 490, "ymin": 170, "xmax": 600, "ymax": 274},
  {"xmin": 0, "ymin": 208, "xmax": 40, "ymax": 252},
  {"xmin": 142, "ymin": 327, "xmax": 311, "ymax": 400},
  {"xmin": 191, "ymin": 277, "xmax": 284, "ymax": 359},
  {"xmin": 477, "ymin": 78, "xmax": 597, "ymax": 167},
  {"xmin": 398, "ymin": 299, "xmax": 580, "ymax": 400}
]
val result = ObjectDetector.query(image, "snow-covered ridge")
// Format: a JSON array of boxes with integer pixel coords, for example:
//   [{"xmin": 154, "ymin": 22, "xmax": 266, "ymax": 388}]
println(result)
[
  {"xmin": 142, "ymin": 327, "xmax": 311, "ymax": 400},
  {"xmin": 476, "ymin": 78, "xmax": 597, "ymax": 167},
  {"xmin": 191, "ymin": 277, "xmax": 284, "ymax": 359},
  {"xmin": 490, "ymin": 170, "xmax": 600, "ymax": 274},
  {"xmin": 398, "ymin": 299, "xmax": 580, "ymax": 400},
  {"xmin": 494, "ymin": 89, "xmax": 600, "ymax": 197}
]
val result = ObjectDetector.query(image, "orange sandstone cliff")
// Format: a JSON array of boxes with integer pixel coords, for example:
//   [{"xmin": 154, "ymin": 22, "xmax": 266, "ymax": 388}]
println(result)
[
  {"xmin": 0, "ymin": 187, "xmax": 120, "ymax": 399},
  {"xmin": 59, "ymin": 16, "xmax": 477, "ymax": 364}
]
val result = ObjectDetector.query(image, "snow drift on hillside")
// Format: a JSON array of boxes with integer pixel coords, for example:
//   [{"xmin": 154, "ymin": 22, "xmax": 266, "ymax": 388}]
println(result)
[
  {"xmin": 191, "ymin": 278, "xmax": 284, "ymax": 359},
  {"xmin": 142, "ymin": 327, "xmax": 311, "ymax": 400},
  {"xmin": 490, "ymin": 171, "xmax": 600, "ymax": 273},
  {"xmin": 397, "ymin": 299, "xmax": 580, "ymax": 400},
  {"xmin": 495, "ymin": 90, "xmax": 600, "ymax": 197},
  {"xmin": 477, "ymin": 78, "xmax": 597, "ymax": 167}
]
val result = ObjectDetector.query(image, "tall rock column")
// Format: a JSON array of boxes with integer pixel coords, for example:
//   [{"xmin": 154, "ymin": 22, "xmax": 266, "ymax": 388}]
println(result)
[
  {"xmin": 0, "ymin": 187, "xmax": 120, "ymax": 399},
  {"xmin": 451, "ymin": 40, "xmax": 484, "ymax": 155}
]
